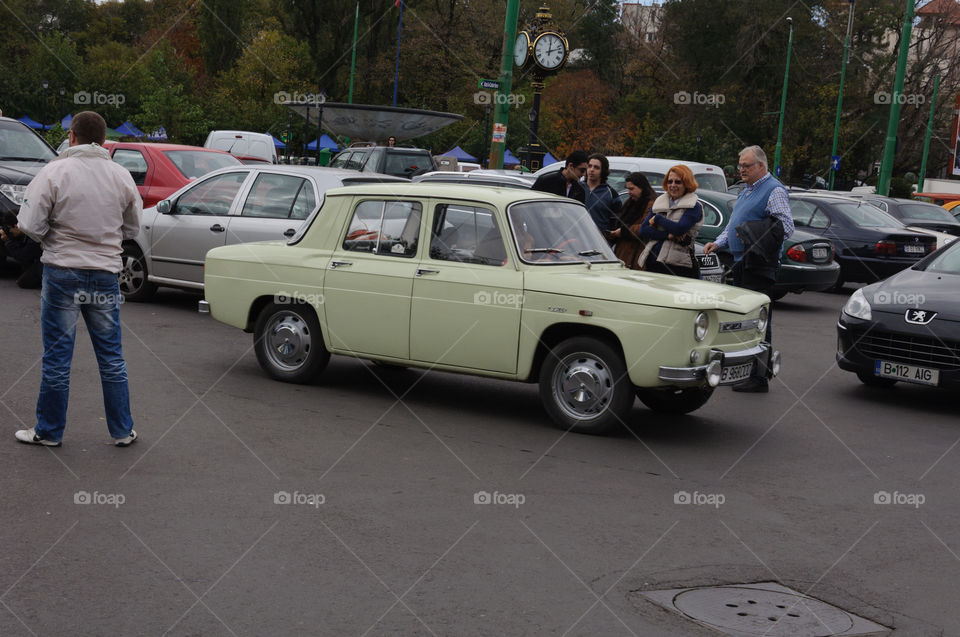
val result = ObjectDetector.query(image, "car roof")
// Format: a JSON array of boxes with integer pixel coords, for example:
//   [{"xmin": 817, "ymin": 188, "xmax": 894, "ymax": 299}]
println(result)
[
  {"xmin": 198, "ymin": 164, "xmax": 404, "ymax": 182},
  {"xmin": 105, "ymin": 141, "xmax": 235, "ymax": 153},
  {"xmin": 326, "ymin": 182, "xmax": 568, "ymax": 203},
  {"xmin": 534, "ymin": 156, "xmax": 727, "ymax": 176}
]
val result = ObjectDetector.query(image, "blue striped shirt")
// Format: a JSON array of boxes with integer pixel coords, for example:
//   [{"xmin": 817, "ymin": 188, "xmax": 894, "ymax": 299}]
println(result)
[{"xmin": 715, "ymin": 172, "xmax": 794, "ymax": 248}]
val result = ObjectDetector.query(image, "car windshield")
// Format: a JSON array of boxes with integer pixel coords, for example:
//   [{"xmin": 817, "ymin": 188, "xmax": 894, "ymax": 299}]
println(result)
[
  {"xmin": 896, "ymin": 203, "xmax": 959, "ymax": 223},
  {"xmin": 828, "ymin": 200, "xmax": 902, "ymax": 227},
  {"xmin": 923, "ymin": 240, "xmax": 960, "ymax": 274},
  {"xmin": 508, "ymin": 200, "xmax": 617, "ymax": 264},
  {"xmin": 383, "ymin": 151, "xmax": 431, "ymax": 177},
  {"xmin": 163, "ymin": 150, "xmax": 241, "ymax": 179},
  {"xmin": 0, "ymin": 121, "xmax": 56, "ymax": 161}
]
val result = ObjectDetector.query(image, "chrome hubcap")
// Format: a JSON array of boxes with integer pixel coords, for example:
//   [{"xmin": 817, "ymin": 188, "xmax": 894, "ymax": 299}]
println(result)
[
  {"xmin": 264, "ymin": 313, "xmax": 312, "ymax": 371},
  {"xmin": 553, "ymin": 353, "xmax": 613, "ymax": 420}
]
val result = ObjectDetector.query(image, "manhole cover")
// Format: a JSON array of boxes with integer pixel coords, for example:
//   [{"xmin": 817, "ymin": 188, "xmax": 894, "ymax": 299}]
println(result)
[{"xmin": 642, "ymin": 582, "xmax": 889, "ymax": 636}]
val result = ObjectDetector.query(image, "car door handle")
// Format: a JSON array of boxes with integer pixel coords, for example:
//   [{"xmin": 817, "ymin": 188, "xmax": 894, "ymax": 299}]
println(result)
[
  {"xmin": 330, "ymin": 260, "xmax": 353, "ymax": 269},
  {"xmin": 283, "ymin": 228, "xmax": 296, "ymax": 237},
  {"xmin": 210, "ymin": 224, "xmax": 226, "ymax": 232},
  {"xmin": 416, "ymin": 268, "xmax": 440, "ymax": 276}
]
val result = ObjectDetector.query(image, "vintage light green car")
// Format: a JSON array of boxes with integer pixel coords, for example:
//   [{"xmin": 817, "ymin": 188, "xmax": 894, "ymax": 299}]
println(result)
[{"xmin": 203, "ymin": 184, "xmax": 779, "ymax": 434}]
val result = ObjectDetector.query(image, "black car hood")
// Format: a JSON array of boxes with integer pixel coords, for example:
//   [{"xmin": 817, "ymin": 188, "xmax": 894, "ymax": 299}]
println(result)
[
  {"xmin": 0, "ymin": 160, "xmax": 49, "ymax": 185},
  {"xmin": 866, "ymin": 268, "xmax": 960, "ymax": 322}
]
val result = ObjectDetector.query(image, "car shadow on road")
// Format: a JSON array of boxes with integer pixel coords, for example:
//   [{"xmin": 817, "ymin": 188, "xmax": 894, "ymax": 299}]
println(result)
[{"xmin": 842, "ymin": 382, "xmax": 957, "ymax": 416}]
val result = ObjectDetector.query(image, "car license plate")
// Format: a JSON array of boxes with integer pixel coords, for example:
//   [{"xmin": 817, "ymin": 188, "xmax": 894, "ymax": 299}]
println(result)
[
  {"xmin": 812, "ymin": 247, "xmax": 828, "ymax": 260},
  {"xmin": 874, "ymin": 360, "xmax": 939, "ymax": 386},
  {"xmin": 904, "ymin": 244, "xmax": 925, "ymax": 254},
  {"xmin": 720, "ymin": 361, "xmax": 754, "ymax": 384},
  {"xmin": 702, "ymin": 274, "xmax": 722, "ymax": 283}
]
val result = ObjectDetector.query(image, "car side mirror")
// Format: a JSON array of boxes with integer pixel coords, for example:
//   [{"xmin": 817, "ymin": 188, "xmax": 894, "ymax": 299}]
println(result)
[{"xmin": 157, "ymin": 199, "xmax": 172, "ymax": 214}]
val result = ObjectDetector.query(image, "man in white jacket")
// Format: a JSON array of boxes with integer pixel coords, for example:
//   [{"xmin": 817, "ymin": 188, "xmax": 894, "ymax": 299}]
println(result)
[{"xmin": 15, "ymin": 111, "xmax": 141, "ymax": 447}]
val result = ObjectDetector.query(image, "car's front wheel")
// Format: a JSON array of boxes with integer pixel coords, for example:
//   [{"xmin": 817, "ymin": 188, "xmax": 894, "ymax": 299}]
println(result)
[
  {"xmin": 856, "ymin": 371, "xmax": 897, "ymax": 388},
  {"xmin": 119, "ymin": 244, "xmax": 157, "ymax": 301},
  {"xmin": 254, "ymin": 302, "xmax": 330, "ymax": 383},
  {"xmin": 636, "ymin": 386, "xmax": 714, "ymax": 414},
  {"xmin": 539, "ymin": 336, "xmax": 634, "ymax": 435}
]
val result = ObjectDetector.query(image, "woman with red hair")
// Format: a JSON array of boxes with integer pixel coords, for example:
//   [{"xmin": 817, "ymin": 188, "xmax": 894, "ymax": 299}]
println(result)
[{"xmin": 636, "ymin": 164, "xmax": 704, "ymax": 278}]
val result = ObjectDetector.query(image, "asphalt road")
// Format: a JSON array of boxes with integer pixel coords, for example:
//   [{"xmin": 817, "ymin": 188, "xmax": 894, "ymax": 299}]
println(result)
[{"xmin": 1, "ymin": 270, "xmax": 957, "ymax": 636}]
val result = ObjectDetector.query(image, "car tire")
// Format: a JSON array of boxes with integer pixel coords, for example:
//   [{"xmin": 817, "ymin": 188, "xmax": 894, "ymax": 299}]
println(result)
[
  {"xmin": 119, "ymin": 244, "xmax": 157, "ymax": 301},
  {"xmin": 635, "ymin": 386, "xmax": 714, "ymax": 414},
  {"xmin": 539, "ymin": 336, "xmax": 634, "ymax": 435},
  {"xmin": 856, "ymin": 371, "xmax": 897, "ymax": 388},
  {"xmin": 254, "ymin": 302, "xmax": 330, "ymax": 383}
]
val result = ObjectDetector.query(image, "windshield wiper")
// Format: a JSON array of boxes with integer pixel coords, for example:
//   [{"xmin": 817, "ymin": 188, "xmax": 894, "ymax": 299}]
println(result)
[
  {"xmin": 0, "ymin": 156, "xmax": 50, "ymax": 161},
  {"xmin": 525, "ymin": 247, "xmax": 564, "ymax": 254},
  {"xmin": 577, "ymin": 249, "xmax": 603, "ymax": 256}
]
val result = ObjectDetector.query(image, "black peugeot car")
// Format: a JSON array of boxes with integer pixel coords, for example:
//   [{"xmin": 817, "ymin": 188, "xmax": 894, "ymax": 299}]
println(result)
[
  {"xmin": 789, "ymin": 193, "xmax": 937, "ymax": 290},
  {"xmin": 837, "ymin": 238, "xmax": 960, "ymax": 389}
]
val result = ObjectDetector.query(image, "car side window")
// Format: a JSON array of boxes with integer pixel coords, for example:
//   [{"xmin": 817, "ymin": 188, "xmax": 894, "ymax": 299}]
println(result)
[
  {"xmin": 808, "ymin": 209, "xmax": 830, "ymax": 229},
  {"xmin": 700, "ymin": 201, "xmax": 722, "ymax": 227},
  {"xmin": 430, "ymin": 204, "xmax": 504, "ymax": 266},
  {"xmin": 342, "ymin": 199, "xmax": 421, "ymax": 257},
  {"xmin": 241, "ymin": 173, "xmax": 308, "ymax": 218},
  {"xmin": 290, "ymin": 182, "xmax": 317, "ymax": 220},
  {"xmin": 175, "ymin": 172, "xmax": 247, "ymax": 216},
  {"xmin": 789, "ymin": 200, "xmax": 819, "ymax": 227},
  {"xmin": 112, "ymin": 149, "xmax": 148, "ymax": 186}
]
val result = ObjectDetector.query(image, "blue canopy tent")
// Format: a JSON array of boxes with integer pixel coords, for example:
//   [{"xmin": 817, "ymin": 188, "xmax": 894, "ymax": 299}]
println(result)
[
  {"xmin": 147, "ymin": 127, "xmax": 167, "ymax": 141},
  {"xmin": 441, "ymin": 145, "xmax": 477, "ymax": 162},
  {"xmin": 543, "ymin": 152, "xmax": 558, "ymax": 166},
  {"xmin": 305, "ymin": 134, "xmax": 339, "ymax": 151},
  {"xmin": 61, "ymin": 114, "xmax": 72, "ymax": 130},
  {"xmin": 268, "ymin": 133, "xmax": 286, "ymax": 149},
  {"xmin": 503, "ymin": 149, "xmax": 520, "ymax": 165},
  {"xmin": 114, "ymin": 121, "xmax": 145, "ymax": 138},
  {"xmin": 17, "ymin": 116, "xmax": 51, "ymax": 130}
]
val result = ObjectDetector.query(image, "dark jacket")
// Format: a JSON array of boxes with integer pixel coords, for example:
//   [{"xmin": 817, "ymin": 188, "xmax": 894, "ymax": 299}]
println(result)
[
  {"xmin": 735, "ymin": 216, "xmax": 784, "ymax": 292},
  {"xmin": 583, "ymin": 182, "xmax": 622, "ymax": 232},
  {"xmin": 531, "ymin": 170, "xmax": 586, "ymax": 203}
]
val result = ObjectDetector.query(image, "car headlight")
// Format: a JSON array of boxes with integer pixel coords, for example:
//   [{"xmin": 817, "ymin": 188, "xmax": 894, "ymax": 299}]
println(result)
[
  {"xmin": 842, "ymin": 288, "xmax": 872, "ymax": 320},
  {"xmin": 0, "ymin": 184, "xmax": 27, "ymax": 205},
  {"xmin": 694, "ymin": 311, "xmax": 709, "ymax": 342},
  {"xmin": 757, "ymin": 306, "xmax": 768, "ymax": 334}
]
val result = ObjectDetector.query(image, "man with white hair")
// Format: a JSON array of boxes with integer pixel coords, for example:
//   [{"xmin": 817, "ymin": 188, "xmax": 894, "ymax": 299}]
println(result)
[{"xmin": 704, "ymin": 145, "xmax": 793, "ymax": 393}]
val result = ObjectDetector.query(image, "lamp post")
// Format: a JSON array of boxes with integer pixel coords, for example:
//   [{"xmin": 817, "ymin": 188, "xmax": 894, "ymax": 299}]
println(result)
[
  {"xmin": 877, "ymin": 0, "xmax": 916, "ymax": 196},
  {"xmin": 773, "ymin": 17, "xmax": 793, "ymax": 178},
  {"xmin": 829, "ymin": 1, "xmax": 855, "ymax": 191},
  {"xmin": 41, "ymin": 80, "xmax": 49, "ymax": 131},
  {"xmin": 58, "ymin": 86, "xmax": 65, "ymax": 122}
]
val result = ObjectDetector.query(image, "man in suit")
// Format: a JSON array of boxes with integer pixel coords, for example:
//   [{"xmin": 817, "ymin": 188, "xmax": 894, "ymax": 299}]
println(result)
[{"xmin": 532, "ymin": 150, "xmax": 589, "ymax": 203}]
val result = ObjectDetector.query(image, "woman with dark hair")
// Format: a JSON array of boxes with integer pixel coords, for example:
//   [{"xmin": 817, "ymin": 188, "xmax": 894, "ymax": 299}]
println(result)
[
  {"xmin": 609, "ymin": 172, "xmax": 655, "ymax": 269},
  {"xmin": 637, "ymin": 164, "xmax": 704, "ymax": 278}
]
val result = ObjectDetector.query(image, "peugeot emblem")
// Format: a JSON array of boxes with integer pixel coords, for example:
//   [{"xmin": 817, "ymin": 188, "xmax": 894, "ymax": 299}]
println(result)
[{"xmin": 905, "ymin": 309, "xmax": 937, "ymax": 325}]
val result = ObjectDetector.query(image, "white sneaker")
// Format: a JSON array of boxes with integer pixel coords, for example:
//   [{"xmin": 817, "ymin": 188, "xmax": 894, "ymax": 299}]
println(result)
[
  {"xmin": 15, "ymin": 428, "xmax": 61, "ymax": 447},
  {"xmin": 114, "ymin": 430, "xmax": 138, "ymax": 447}
]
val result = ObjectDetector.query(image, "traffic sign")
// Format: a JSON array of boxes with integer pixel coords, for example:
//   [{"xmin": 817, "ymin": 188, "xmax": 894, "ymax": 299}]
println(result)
[
  {"xmin": 831, "ymin": 155, "xmax": 842, "ymax": 170},
  {"xmin": 478, "ymin": 79, "xmax": 500, "ymax": 91},
  {"xmin": 775, "ymin": 165, "xmax": 782, "ymax": 177}
]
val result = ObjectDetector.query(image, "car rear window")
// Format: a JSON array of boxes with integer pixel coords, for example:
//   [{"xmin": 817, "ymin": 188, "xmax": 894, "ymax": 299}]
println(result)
[
  {"xmin": 382, "ymin": 152, "xmax": 432, "ymax": 177},
  {"xmin": 828, "ymin": 201, "xmax": 901, "ymax": 228},
  {"xmin": 897, "ymin": 203, "xmax": 959, "ymax": 223},
  {"xmin": 163, "ymin": 150, "xmax": 242, "ymax": 179}
]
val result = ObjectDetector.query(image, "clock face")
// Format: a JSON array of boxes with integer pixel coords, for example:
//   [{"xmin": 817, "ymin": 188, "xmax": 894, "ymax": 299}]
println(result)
[
  {"xmin": 533, "ymin": 33, "xmax": 566, "ymax": 70},
  {"xmin": 514, "ymin": 32, "xmax": 529, "ymax": 68}
]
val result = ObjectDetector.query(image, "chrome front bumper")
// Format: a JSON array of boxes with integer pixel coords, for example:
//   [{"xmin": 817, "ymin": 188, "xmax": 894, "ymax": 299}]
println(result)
[{"xmin": 658, "ymin": 343, "xmax": 780, "ymax": 387}]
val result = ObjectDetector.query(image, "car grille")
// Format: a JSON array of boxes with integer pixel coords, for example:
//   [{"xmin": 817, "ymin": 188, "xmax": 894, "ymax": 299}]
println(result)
[{"xmin": 854, "ymin": 330, "xmax": 960, "ymax": 369}]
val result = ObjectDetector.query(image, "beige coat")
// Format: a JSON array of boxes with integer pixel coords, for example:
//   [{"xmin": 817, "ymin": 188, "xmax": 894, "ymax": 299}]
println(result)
[
  {"xmin": 19, "ymin": 143, "xmax": 141, "ymax": 273},
  {"xmin": 637, "ymin": 192, "xmax": 703, "ymax": 269}
]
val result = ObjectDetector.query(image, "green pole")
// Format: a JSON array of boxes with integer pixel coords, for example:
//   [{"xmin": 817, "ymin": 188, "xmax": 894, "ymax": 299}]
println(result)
[
  {"xmin": 773, "ymin": 18, "xmax": 794, "ymax": 178},
  {"xmin": 348, "ymin": 2, "xmax": 359, "ymax": 104},
  {"xmin": 829, "ymin": 1, "xmax": 855, "ymax": 191},
  {"xmin": 918, "ymin": 75, "xmax": 940, "ymax": 194},
  {"xmin": 488, "ymin": 0, "xmax": 520, "ymax": 170},
  {"xmin": 877, "ymin": 0, "xmax": 916, "ymax": 196}
]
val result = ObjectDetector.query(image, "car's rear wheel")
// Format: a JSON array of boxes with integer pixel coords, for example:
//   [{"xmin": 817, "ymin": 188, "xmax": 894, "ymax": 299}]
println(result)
[
  {"xmin": 636, "ymin": 386, "xmax": 715, "ymax": 414},
  {"xmin": 254, "ymin": 302, "xmax": 330, "ymax": 383},
  {"xmin": 856, "ymin": 371, "xmax": 897, "ymax": 388},
  {"xmin": 539, "ymin": 336, "xmax": 633, "ymax": 435},
  {"xmin": 119, "ymin": 244, "xmax": 157, "ymax": 301}
]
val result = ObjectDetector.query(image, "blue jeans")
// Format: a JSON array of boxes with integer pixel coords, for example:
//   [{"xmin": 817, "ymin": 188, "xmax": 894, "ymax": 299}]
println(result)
[{"xmin": 35, "ymin": 266, "xmax": 134, "ymax": 442}]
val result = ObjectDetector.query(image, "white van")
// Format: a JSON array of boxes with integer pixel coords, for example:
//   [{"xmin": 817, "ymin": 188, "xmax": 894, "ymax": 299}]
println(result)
[
  {"xmin": 532, "ymin": 156, "xmax": 729, "ymax": 193},
  {"xmin": 203, "ymin": 130, "xmax": 278, "ymax": 164}
]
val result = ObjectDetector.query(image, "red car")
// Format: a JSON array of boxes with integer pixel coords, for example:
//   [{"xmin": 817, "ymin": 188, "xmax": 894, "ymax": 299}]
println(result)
[{"xmin": 103, "ymin": 142, "xmax": 242, "ymax": 208}]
